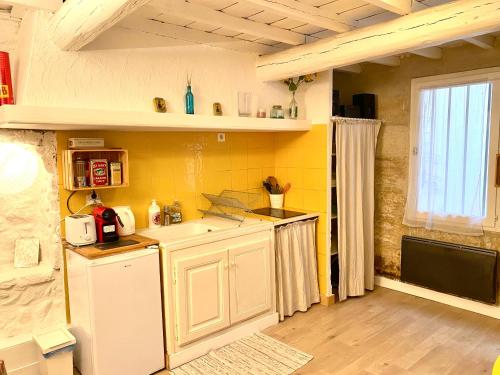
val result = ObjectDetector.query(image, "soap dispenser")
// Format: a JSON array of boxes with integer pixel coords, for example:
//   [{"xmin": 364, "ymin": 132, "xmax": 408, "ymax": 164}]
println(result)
[{"xmin": 148, "ymin": 199, "xmax": 161, "ymax": 229}]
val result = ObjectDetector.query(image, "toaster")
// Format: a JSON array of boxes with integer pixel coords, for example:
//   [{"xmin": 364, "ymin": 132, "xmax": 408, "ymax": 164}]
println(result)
[{"xmin": 65, "ymin": 214, "xmax": 97, "ymax": 246}]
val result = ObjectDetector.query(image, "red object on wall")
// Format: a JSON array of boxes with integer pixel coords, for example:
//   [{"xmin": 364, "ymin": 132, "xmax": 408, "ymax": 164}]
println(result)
[{"xmin": 0, "ymin": 51, "xmax": 14, "ymax": 105}]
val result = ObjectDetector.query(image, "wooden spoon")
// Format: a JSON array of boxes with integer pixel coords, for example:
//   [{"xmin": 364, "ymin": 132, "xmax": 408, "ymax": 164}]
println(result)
[{"xmin": 282, "ymin": 183, "xmax": 291, "ymax": 194}]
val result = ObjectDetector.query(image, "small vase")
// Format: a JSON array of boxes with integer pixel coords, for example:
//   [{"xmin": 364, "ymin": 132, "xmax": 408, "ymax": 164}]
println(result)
[
  {"xmin": 185, "ymin": 85, "xmax": 194, "ymax": 114},
  {"xmin": 289, "ymin": 92, "xmax": 298, "ymax": 119}
]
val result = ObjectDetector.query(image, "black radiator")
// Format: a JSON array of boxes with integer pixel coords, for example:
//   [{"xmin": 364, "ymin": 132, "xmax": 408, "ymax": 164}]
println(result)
[{"xmin": 401, "ymin": 236, "xmax": 498, "ymax": 304}]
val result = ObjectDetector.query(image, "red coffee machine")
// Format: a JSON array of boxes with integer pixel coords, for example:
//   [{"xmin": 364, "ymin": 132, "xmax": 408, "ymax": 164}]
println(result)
[{"xmin": 92, "ymin": 206, "xmax": 123, "ymax": 243}]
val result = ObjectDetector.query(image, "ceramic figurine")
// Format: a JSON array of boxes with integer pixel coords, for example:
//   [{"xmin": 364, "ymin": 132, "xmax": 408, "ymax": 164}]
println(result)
[
  {"xmin": 213, "ymin": 102, "xmax": 222, "ymax": 116},
  {"xmin": 153, "ymin": 97, "xmax": 167, "ymax": 113}
]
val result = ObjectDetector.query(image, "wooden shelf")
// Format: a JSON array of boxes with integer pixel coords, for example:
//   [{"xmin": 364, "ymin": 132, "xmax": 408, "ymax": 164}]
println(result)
[
  {"xmin": 0, "ymin": 105, "xmax": 311, "ymax": 132},
  {"xmin": 62, "ymin": 149, "xmax": 129, "ymax": 191}
]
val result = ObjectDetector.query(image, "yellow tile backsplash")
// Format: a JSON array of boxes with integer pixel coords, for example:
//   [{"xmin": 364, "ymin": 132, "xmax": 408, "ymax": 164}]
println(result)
[
  {"xmin": 57, "ymin": 125, "xmax": 330, "ymax": 296},
  {"xmin": 274, "ymin": 125, "xmax": 329, "ymax": 295}
]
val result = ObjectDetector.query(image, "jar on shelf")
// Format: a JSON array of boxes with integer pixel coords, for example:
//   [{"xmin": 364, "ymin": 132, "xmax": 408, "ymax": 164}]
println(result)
[
  {"xmin": 74, "ymin": 156, "xmax": 88, "ymax": 188},
  {"xmin": 270, "ymin": 105, "xmax": 284, "ymax": 119}
]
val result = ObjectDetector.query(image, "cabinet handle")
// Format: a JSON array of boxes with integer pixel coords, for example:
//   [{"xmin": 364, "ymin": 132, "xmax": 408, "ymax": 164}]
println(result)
[
  {"xmin": 231, "ymin": 261, "xmax": 236, "ymax": 268},
  {"xmin": 224, "ymin": 262, "xmax": 228, "ymax": 270}
]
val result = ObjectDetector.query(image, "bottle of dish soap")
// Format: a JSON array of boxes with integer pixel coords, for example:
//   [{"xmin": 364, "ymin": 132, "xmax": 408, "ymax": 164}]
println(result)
[{"xmin": 148, "ymin": 199, "xmax": 161, "ymax": 229}]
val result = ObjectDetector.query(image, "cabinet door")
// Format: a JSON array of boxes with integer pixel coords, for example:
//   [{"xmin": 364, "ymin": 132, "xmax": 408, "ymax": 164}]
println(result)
[
  {"xmin": 173, "ymin": 248, "xmax": 230, "ymax": 346},
  {"xmin": 229, "ymin": 238, "xmax": 272, "ymax": 324}
]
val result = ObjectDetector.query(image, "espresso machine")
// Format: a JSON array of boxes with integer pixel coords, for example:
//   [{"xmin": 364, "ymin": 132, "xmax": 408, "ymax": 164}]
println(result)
[{"xmin": 92, "ymin": 206, "xmax": 123, "ymax": 243}]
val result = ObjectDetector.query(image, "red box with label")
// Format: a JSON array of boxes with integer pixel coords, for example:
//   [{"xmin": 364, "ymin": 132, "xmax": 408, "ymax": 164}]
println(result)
[{"xmin": 89, "ymin": 159, "xmax": 108, "ymax": 186}]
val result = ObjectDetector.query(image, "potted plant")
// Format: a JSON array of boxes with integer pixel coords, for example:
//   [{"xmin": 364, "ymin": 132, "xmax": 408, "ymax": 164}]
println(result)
[
  {"xmin": 263, "ymin": 176, "xmax": 291, "ymax": 209},
  {"xmin": 284, "ymin": 73, "xmax": 318, "ymax": 119}
]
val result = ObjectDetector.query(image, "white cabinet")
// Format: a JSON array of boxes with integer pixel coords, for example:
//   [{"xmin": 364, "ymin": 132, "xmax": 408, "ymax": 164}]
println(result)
[
  {"xmin": 229, "ymin": 239, "xmax": 272, "ymax": 324},
  {"xmin": 66, "ymin": 248, "xmax": 165, "ymax": 375},
  {"xmin": 168, "ymin": 232, "xmax": 277, "ymax": 367},
  {"xmin": 173, "ymin": 248, "xmax": 230, "ymax": 346}
]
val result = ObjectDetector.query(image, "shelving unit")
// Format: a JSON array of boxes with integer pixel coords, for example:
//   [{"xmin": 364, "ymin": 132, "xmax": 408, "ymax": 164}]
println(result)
[
  {"xmin": 0, "ymin": 105, "xmax": 311, "ymax": 132},
  {"xmin": 62, "ymin": 149, "xmax": 129, "ymax": 191},
  {"xmin": 329, "ymin": 120, "xmax": 339, "ymax": 292}
]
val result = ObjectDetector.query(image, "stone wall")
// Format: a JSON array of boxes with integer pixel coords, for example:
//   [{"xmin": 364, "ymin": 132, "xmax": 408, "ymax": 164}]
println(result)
[
  {"xmin": 333, "ymin": 42, "xmax": 500, "ymax": 279},
  {"xmin": 0, "ymin": 130, "xmax": 65, "ymax": 341},
  {"xmin": 0, "ymin": 12, "xmax": 65, "ymax": 343}
]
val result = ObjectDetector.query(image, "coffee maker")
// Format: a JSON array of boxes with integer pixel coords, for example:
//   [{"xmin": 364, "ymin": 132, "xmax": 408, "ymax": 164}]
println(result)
[{"xmin": 92, "ymin": 206, "xmax": 122, "ymax": 243}]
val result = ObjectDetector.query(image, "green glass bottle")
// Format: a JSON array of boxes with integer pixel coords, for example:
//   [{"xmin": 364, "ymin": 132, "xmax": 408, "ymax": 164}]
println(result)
[{"xmin": 185, "ymin": 76, "xmax": 194, "ymax": 115}]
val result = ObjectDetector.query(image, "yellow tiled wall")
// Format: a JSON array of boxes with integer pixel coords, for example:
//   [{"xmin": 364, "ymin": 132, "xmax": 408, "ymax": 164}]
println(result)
[
  {"xmin": 274, "ymin": 125, "xmax": 329, "ymax": 295},
  {"xmin": 57, "ymin": 126, "xmax": 329, "ymax": 296},
  {"xmin": 57, "ymin": 131, "xmax": 275, "ymax": 225}
]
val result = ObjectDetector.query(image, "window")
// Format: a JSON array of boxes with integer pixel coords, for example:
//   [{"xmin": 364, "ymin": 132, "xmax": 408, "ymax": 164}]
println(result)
[{"xmin": 404, "ymin": 68, "xmax": 500, "ymax": 235}]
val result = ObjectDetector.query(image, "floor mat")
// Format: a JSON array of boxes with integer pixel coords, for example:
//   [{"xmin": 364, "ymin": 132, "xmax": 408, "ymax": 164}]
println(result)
[{"xmin": 169, "ymin": 332, "xmax": 313, "ymax": 375}]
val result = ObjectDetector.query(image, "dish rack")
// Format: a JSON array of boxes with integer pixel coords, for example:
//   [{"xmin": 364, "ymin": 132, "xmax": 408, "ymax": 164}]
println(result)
[{"xmin": 199, "ymin": 190, "xmax": 259, "ymax": 223}]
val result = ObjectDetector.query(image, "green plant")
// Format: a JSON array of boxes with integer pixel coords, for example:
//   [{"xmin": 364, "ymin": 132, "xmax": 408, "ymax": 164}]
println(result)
[{"xmin": 284, "ymin": 73, "xmax": 318, "ymax": 93}]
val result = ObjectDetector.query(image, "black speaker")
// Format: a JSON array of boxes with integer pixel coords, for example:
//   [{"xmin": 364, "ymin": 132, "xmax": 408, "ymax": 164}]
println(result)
[
  {"xmin": 340, "ymin": 104, "xmax": 361, "ymax": 118},
  {"xmin": 332, "ymin": 90, "xmax": 340, "ymax": 116},
  {"xmin": 353, "ymin": 93, "xmax": 376, "ymax": 119}
]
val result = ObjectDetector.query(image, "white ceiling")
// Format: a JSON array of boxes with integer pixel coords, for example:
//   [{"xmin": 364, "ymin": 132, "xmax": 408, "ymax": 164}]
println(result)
[{"xmin": 116, "ymin": 0, "xmax": 456, "ymax": 55}]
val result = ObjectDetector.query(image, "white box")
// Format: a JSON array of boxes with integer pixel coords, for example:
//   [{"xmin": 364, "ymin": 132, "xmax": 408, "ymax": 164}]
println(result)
[
  {"xmin": 33, "ymin": 328, "xmax": 76, "ymax": 375},
  {"xmin": 68, "ymin": 138, "xmax": 104, "ymax": 149}
]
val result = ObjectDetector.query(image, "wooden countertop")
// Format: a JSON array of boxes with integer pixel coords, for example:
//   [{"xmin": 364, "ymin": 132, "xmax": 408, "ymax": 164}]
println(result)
[{"xmin": 63, "ymin": 234, "xmax": 159, "ymax": 260}]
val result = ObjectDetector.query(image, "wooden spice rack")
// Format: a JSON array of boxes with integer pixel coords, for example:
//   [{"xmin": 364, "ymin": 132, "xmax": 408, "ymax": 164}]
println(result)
[{"xmin": 62, "ymin": 148, "xmax": 129, "ymax": 191}]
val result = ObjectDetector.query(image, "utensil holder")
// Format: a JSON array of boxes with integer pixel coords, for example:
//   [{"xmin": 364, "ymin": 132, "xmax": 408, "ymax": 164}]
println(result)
[{"xmin": 270, "ymin": 194, "xmax": 284, "ymax": 209}]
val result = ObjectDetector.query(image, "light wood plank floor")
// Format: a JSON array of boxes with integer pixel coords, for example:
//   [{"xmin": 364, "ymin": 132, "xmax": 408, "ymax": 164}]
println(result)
[{"xmin": 264, "ymin": 287, "xmax": 500, "ymax": 374}]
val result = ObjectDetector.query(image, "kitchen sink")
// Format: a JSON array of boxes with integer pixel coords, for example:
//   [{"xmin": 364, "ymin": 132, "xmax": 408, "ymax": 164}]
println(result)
[
  {"xmin": 140, "ymin": 222, "xmax": 221, "ymax": 243},
  {"xmin": 139, "ymin": 217, "xmax": 272, "ymax": 251}
]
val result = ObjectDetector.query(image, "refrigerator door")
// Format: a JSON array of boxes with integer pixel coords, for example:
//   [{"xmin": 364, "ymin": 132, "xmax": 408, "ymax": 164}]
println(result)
[{"xmin": 88, "ymin": 248, "xmax": 164, "ymax": 375}]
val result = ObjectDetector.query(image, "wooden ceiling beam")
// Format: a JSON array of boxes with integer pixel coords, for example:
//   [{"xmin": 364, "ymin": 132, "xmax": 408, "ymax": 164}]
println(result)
[
  {"xmin": 240, "ymin": 0, "xmax": 355, "ymax": 33},
  {"xmin": 369, "ymin": 56, "xmax": 400, "ymax": 66},
  {"xmin": 411, "ymin": 47, "xmax": 442, "ymax": 59},
  {"xmin": 118, "ymin": 15, "xmax": 280, "ymax": 54},
  {"xmin": 0, "ymin": 0, "xmax": 60, "ymax": 11},
  {"xmin": 256, "ymin": 0, "xmax": 500, "ymax": 81},
  {"xmin": 335, "ymin": 65, "xmax": 362, "ymax": 74},
  {"xmin": 49, "ymin": 0, "xmax": 152, "ymax": 51},
  {"xmin": 0, "ymin": 0, "xmax": 61, "ymax": 17},
  {"xmin": 465, "ymin": 35, "xmax": 496, "ymax": 49},
  {"xmin": 362, "ymin": 0, "xmax": 411, "ymax": 15},
  {"xmin": 157, "ymin": 1, "xmax": 304, "ymax": 45}
]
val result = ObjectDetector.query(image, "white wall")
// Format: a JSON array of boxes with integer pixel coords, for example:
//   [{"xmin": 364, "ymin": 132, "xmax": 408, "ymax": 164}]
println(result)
[
  {"xmin": 0, "ymin": 13, "xmax": 65, "ymax": 347},
  {"xmin": 0, "ymin": 130, "xmax": 65, "ymax": 343},
  {"xmin": 17, "ymin": 11, "xmax": 308, "ymax": 119}
]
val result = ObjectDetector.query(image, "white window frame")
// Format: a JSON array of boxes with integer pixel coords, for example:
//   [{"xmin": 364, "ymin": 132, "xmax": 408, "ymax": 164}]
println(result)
[{"xmin": 409, "ymin": 67, "xmax": 500, "ymax": 231}]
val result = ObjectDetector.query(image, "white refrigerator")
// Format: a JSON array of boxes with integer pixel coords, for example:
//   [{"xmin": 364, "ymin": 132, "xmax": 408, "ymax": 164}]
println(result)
[{"xmin": 66, "ymin": 248, "xmax": 165, "ymax": 375}]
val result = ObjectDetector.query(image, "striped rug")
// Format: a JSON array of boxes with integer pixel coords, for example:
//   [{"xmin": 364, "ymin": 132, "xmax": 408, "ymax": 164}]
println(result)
[{"xmin": 169, "ymin": 333, "xmax": 313, "ymax": 375}]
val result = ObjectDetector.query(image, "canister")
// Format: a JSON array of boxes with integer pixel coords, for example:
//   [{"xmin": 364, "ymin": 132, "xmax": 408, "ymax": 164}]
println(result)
[{"xmin": 0, "ymin": 51, "xmax": 14, "ymax": 105}]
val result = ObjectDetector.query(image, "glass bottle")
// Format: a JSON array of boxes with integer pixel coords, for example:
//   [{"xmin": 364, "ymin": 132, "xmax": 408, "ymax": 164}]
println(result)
[
  {"xmin": 185, "ymin": 84, "xmax": 194, "ymax": 115},
  {"xmin": 289, "ymin": 91, "xmax": 298, "ymax": 119}
]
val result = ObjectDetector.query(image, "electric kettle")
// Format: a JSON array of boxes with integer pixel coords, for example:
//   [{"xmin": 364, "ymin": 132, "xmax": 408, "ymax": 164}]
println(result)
[{"xmin": 112, "ymin": 206, "xmax": 136, "ymax": 236}]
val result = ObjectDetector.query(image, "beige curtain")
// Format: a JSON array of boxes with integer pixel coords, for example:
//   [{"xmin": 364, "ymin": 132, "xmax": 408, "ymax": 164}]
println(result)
[
  {"xmin": 275, "ymin": 219, "xmax": 320, "ymax": 321},
  {"xmin": 335, "ymin": 117, "xmax": 381, "ymax": 302}
]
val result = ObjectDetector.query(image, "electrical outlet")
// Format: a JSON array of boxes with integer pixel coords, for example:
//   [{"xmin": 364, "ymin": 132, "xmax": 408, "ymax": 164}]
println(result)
[
  {"xmin": 217, "ymin": 133, "xmax": 225, "ymax": 142},
  {"xmin": 86, "ymin": 192, "xmax": 102, "ymax": 206}
]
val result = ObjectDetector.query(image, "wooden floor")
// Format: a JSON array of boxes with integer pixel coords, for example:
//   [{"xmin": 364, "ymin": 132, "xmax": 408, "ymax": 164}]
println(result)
[{"xmin": 264, "ymin": 287, "xmax": 500, "ymax": 375}]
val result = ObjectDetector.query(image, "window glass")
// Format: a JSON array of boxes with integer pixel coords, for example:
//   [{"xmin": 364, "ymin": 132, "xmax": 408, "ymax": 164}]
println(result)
[{"xmin": 416, "ymin": 82, "xmax": 491, "ymax": 218}]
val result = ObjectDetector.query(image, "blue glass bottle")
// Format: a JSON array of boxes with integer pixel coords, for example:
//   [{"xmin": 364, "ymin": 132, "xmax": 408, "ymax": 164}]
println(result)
[{"xmin": 185, "ymin": 84, "xmax": 194, "ymax": 115}]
